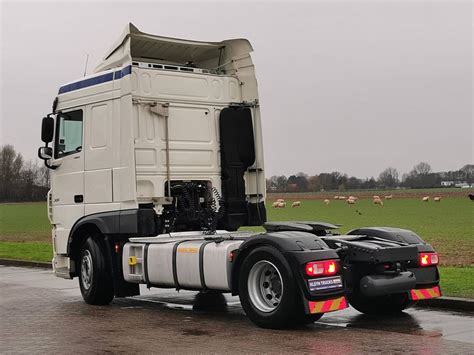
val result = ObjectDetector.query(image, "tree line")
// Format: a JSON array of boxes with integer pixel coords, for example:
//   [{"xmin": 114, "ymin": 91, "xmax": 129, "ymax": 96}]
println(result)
[
  {"xmin": 267, "ymin": 162, "xmax": 473, "ymax": 193},
  {"xmin": 0, "ymin": 145, "xmax": 49, "ymax": 202}
]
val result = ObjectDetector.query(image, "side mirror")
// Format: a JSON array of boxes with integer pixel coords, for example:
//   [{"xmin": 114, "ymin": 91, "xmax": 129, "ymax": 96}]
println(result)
[
  {"xmin": 38, "ymin": 146, "xmax": 53, "ymax": 160},
  {"xmin": 41, "ymin": 116, "xmax": 54, "ymax": 143}
]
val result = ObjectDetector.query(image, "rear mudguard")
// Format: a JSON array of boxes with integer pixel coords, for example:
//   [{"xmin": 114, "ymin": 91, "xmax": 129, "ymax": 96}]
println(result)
[
  {"xmin": 348, "ymin": 227, "xmax": 426, "ymax": 246},
  {"xmin": 231, "ymin": 231, "xmax": 346, "ymax": 312}
]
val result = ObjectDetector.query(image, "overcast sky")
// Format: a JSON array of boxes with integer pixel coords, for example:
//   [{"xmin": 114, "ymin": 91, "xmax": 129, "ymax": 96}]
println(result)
[{"xmin": 1, "ymin": 0, "xmax": 472, "ymax": 178}]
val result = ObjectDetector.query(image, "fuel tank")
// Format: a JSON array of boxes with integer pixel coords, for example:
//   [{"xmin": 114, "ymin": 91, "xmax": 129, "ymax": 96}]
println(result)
[{"xmin": 122, "ymin": 232, "xmax": 251, "ymax": 291}]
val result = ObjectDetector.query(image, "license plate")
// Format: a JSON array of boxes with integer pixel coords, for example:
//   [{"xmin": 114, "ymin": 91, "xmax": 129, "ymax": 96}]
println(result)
[{"xmin": 308, "ymin": 276, "xmax": 343, "ymax": 292}]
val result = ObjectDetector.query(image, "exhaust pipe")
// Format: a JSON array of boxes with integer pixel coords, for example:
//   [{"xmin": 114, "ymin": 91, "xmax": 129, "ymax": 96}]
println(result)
[{"xmin": 359, "ymin": 272, "xmax": 416, "ymax": 297}]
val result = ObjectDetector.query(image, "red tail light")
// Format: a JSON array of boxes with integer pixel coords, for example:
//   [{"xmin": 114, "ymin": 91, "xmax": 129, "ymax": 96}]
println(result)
[
  {"xmin": 306, "ymin": 260, "xmax": 338, "ymax": 277},
  {"xmin": 419, "ymin": 252, "xmax": 439, "ymax": 267}
]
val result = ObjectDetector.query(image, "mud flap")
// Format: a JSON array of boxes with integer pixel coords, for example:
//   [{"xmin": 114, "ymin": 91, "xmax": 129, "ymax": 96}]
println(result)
[
  {"xmin": 409, "ymin": 286, "xmax": 441, "ymax": 300},
  {"xmin": 306, "ymin": 296, "xmax": 348, "ymax": 314}
]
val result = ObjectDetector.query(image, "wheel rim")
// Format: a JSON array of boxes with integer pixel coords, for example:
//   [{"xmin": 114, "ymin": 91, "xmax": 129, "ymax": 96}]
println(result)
[
  {"xmin": 80, "ymin": 250, "xmax": 93, "ymax": 290},
  {"xmin": 247, "ymin": 260, "xmax": 283, "ymax": 313}
]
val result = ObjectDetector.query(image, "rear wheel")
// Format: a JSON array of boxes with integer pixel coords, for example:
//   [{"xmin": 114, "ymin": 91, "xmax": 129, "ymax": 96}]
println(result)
[
  {"xmin": 78, "ymin": 235, "xmax": 114, "ymax": 305},
  {"xmin": 238, "ymin": 246, "xmax": 314, "ymax": 328},
  {"xmin": 348, "ymin": 291, "xmax": 415, "ymax": 315}
]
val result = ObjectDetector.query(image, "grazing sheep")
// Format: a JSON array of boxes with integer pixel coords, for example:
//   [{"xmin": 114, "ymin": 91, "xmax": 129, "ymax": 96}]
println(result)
[
  {"xmin": 422, "ymin": 196, "xmax": 429, "ymax": 202},
  {"xmin": 349, "ymin": 196, "xmax": 358, "ymax": 201},
  {"xmin": 323, "ymin": 199, "xmax": 330, "ymax": 205},
  {"xmin": 373, "ymin": 195, "xmax": 380, "ymax": 200},
  {"xmin": 434, "ymin": 197, "xmax": 441, "ymax": 202},
  {"xmin": 338, "ymin": 196, "xmax": 347, "ymax": 200},
  {"xmin": 272, "ymin": 201, "xmax": 280, "ymax": 208},
  {"xmin": 384, "ymin": 195, "xmax": 393, "ymax": 200},
  {"xmin": 292, "ymin": 201, "xmax": 301, "ymax": 208},
  {"xmin": 276, "ymin": 198, "xmax": 285, "ymax": 203},
  {"xmin": 346, "ymin": 198, "xmax": 356, "ymax": 205},
  {"xmin": 469, "ymin": 194, "xmax": 474, "ymax": 201},
  {"xmin": 334, "ymin": 195, "xmax": 340, "ymax": 200},
  {"xmin": 373, "ymin": 198, "xmax": 384, "ymax": 206}
]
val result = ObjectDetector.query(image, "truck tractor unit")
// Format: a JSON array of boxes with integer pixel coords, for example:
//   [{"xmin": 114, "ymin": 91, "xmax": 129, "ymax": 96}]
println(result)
[{"xmin": 38, "ymin": 24, "xmax": 441, "ymax": 329}]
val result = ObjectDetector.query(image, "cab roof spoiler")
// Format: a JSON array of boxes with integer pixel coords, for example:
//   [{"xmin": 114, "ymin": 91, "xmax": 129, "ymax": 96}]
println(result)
[{"xmin": 94, "ymin": 23, "xmax": 253, "ymax": 73}]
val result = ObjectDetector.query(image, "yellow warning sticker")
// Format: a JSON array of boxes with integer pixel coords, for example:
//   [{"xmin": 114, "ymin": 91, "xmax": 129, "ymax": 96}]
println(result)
[{"xmin": 177, "ymin": 247, "xmax": 198, "ymax": 253}]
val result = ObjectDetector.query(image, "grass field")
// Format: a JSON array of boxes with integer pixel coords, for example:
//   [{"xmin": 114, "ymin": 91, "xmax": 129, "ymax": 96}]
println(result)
[
  {"xmin": 0, "ymin": 189, "xmax": 472, "ymax": 297},
  {"xmin": 0, "ymin": 202, "xmax": 51, "ymax": 243}
]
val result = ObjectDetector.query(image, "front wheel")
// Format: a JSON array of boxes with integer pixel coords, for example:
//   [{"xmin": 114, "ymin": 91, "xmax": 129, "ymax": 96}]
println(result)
[
  {"xmin": 238, "ymin": 246, "xmax": 312, "ymax": 329},
  {"xmin": 78, "ymin": 235, "xmax": 114, "ymax": 305},
  {"xmin": 348, "ymin": 291, "xmax": 415, "ymax": 315}
]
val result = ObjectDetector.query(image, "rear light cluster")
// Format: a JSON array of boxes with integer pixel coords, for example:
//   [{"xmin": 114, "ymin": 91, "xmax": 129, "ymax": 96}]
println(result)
[
  {"xmin": 419, "ymin": 252, "xmax": 439, "ymax": 267},
  {"xmin": 306, "ymin": 260, "xmax": 338, "ymax": 277}
]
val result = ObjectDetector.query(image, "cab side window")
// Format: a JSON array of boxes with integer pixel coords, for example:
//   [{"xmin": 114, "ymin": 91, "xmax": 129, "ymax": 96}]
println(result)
[{"xmin": 55, "ymin": 110, "xmax": 83, "ymax": 158}]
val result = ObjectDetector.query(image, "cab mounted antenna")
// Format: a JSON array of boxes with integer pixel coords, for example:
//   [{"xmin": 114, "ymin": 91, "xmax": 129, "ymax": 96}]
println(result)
[{"xmin": 83, "ymin": 54, "xmax": 89, "ymax": 77}]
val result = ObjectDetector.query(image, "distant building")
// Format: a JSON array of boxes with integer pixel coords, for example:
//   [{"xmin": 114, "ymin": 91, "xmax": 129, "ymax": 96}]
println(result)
[
  {"xmin": 441, "ymin": 181, "xmax": 454, "ymax": 187},
  {"xmin": 442, "ymin": 181, "xmax": 472, "ymax": 188}
]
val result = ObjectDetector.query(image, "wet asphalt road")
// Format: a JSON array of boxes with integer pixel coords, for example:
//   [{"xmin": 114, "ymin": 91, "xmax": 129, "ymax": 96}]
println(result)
[{"xmin": 1, "ymin": 266, "xmax": 473, "ymax": 354}]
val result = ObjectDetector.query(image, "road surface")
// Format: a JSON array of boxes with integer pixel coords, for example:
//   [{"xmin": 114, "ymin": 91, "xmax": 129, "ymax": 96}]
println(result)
[{"xmin": 1, "ymin": 266, "xmax": 472, "ymax": 353}]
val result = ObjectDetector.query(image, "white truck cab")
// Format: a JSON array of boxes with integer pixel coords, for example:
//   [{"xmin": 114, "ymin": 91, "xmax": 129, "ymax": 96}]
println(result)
[{"xmin": 39, "ymin": 23, "xmax": 266, "ymax": 277}]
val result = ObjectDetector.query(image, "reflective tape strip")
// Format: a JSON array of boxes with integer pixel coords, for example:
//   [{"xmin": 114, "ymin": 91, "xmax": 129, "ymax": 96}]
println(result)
[
  {"xmin": 410, "ymin": 289, "xmax": 421, "ymax": 300},
  {"xmin": 310, "ymin": 300, "xmax": 325, "ymax": 314},
  {"xmin": 410, "ymin": 286, "xmax": 441, "ymax": 300},
  {"xmin": 420, "ymin": 289, "xmax": 431, "ymax": 299},
  {"xmin": 308, "ymin": 296, "xmax": 348, "ymax": 314},
  {"xmin": 320, "ymin": 300, "xmax": 333, "ymax": 313}
]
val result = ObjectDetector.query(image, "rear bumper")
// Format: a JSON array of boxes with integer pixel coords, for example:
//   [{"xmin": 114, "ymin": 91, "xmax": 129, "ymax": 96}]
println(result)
[
  {"xmin": 358, "ymin": 267, "xmax": 440, "ymax": 298},
  {"xmin": 360, "ymin": 271, "xmax": 416, "ymax": 297}
]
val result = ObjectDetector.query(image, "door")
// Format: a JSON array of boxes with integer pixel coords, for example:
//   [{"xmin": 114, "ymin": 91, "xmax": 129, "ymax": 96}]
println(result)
[{"xmin": 50, "ymin": 108, "xmax": 85, "ymax": 253}]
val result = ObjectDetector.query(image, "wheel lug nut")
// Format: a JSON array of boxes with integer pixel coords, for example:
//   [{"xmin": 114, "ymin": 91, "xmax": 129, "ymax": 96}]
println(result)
[
  {"xmin": 263, "ymin": 282, "xmax": 269, "ymax": 288},
  {"xmin": 266, "ymin": 294, "xmax": 273, "ymax": 300}
]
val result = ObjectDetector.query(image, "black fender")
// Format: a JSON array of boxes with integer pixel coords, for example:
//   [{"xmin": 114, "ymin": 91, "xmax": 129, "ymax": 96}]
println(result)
[
  {"xmin": 347, "ymin": 226, "xmax": 436, "ymax": 253},
  {"xmin": 67, "ymin": 208, "xmax": 158, "ymax": 256},
  {"xmin": 67, "ymin": 211, "xmax": 145, "ymax": 297},
  {"xmin": 231, "ymin": 231, "xmax": 341, "ymax": 300},
  {"xmin": 347, "ymin": 227, "xmax": 426, "ymax": 245}
]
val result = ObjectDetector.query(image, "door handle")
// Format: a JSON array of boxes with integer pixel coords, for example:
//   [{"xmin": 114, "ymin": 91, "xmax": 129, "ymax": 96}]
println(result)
[{"xmin": 74, "ymin": 195, "xmax": 83, "ymax": 203}]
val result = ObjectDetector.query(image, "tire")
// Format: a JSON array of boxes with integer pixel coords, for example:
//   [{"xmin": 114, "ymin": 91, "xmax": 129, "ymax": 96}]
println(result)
[
  {"xmin": 238, "ymin": 246, "xmax": 309, "ymax": 329},
  {"xmin": 348, "ymin": 291, "xmax": 415, "ymax": 315},
  {"xmin": 78, "ymin": 235, "xmax": 114, "ymax": 305}
]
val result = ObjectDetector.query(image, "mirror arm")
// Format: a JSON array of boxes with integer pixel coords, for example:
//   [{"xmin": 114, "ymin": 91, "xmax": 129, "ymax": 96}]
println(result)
[{"xmin": 44, "ymin": 160, "xmax": 57, "ymax": 170}]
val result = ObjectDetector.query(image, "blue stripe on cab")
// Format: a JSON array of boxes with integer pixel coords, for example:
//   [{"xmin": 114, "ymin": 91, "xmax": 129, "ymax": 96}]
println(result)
[{"xmin": 58, "ymin": 65, "xmax": 132, "ymax": 94}]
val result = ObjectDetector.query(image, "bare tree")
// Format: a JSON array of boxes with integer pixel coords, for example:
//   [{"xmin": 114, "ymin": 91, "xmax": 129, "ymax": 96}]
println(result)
[
  {"xmin": 36, "ymin": 165, "xmax": 50, "ymax": 188},
  {"xmin": 378, "ymin": 167, "xmax": 399, "ymax": 188},
  {"xmin": 0, "ymin": 145, "xmax": 19, "ymax": 200},
  {"xmin": 412, "ymin": 162, "xmax": 432, "ymax": 176},
  {"xmin": 0, "ymin": 145, "xmax": 49, "ymax": 202}
]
